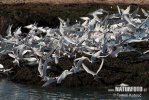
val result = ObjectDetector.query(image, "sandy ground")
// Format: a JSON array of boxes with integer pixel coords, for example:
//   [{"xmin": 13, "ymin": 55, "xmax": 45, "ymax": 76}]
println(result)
[{"xmin": 0, "ymin": 0, "xmax": 149, "ymax": 5}]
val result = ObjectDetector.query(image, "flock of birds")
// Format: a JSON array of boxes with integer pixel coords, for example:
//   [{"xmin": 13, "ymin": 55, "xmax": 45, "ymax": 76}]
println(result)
[{"xmin": 0, "ymin": 6, "xmax": 149, "ymax": 87}]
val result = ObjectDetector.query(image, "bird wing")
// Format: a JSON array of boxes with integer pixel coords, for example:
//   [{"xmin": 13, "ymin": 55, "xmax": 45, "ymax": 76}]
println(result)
[
  {"xmin": 57, "ymin": 70, "xmax": 73, "ymax": 84},
  {"xmin": 38, "ymin": 58, "xmax": 43, "ymax": 77},
  {"xmin": 117, "ymin": 5, "xmax": 121, "ymax": 15},
  {"xmin": 122, "ymin": 6, "xmax": 130, "ymax": 15},
  {"xmin": 131, "ymin": 7, "xmax": 139, "ymax": 18},
  {"xmin": 143, "ymin": 50, "xmax": 149, "ymax": 54},
  {"xmin": 63, "ymin": 35, "xmax": 76, "ymax": 44},
  {"xmin": 123, "ymin": 15, "xmax": 136, "ymax": 27},
  {"xmin": 0, "ymin": 64, "xmax": 4, "ymax": 69},
  {"xmin": 6, "ymin": 25, "xmax": 13, "ymax": 37},
  {"xmin": 3, "ymin": 67, "xmax": 13, "ymax": 72},
  {"xmin": 54, "ymin": 56, "xmax": 59, "ymax": 64},
  {"xmin": 8, "ymin": 53, "xmax": 16, "ymax": 59},
  {"xmin": 42, "ymin": 58, "xmax": 49, "ymax": 78},
  {"xmin": 137, "ymin": 16, "xmax": 149, "ymax": 29},
  {"xmin": 141, "ymin": 8, "xmax": 149, "ymax": 17},
  {"xmin": 82, "ymin": 63, "xmax": 96, "ymax": 76},
  {"xmin": 58, "ymin": 17, "xmax": 66, "ymax": 24},
  {"xmin": 23, "ymin": 57, "xmax": 37, "ymax": 62},
  {"xmin": 42, "ymin": 77, "xmax": 57, "ymax": 87},
  {"xmin": 22, "ymin": 50, "xmax": 32, "ymax": 56},
  {"xmin": 80, "ymin": 17, "xmax": 90, "ymax": 20},
  {"xmin": 96, "ymin": 58, "xmax": 104, "ymax": 75},
  {"xmin": 32, "ymin": 48, "xmax": 43, "ymax": 57},
  {"xmin": 14, "ymin": 27, "xmax": 22, "ymax": 36}
]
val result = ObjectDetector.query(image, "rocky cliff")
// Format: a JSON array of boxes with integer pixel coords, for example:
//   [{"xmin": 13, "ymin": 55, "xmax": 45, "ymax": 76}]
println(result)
[{"xmin": 0, "ymin": 3, "xmax": 149, "ymax": 88}]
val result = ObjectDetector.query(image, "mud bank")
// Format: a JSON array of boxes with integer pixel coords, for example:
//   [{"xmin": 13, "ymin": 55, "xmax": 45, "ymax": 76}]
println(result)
[{"xmin": 0, "ymin": 3, "xmax": 149, "ymax": 88}]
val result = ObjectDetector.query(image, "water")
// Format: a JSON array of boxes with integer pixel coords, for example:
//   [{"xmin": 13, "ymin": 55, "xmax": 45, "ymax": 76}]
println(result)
[
  {"xmin": 0, "ymin": 80, "xmax": 149, "ymax": 100},
  {"xmin": 0, "ymin": 80, "xmax": 108, "ymax": 100}
]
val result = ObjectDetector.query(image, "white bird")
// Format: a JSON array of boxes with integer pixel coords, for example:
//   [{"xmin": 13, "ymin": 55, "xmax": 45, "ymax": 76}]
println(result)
[
  {"xmin": 110, "ymin": 46, "xmax": 123, "ymax": 57},
  {"xmin": 6, "ymin": 25, "xmax": 13, "ymax": 38},
  {"xmin": 0, "ymin": 64, "xmax": 4, "ymax": 69},
  {"xmin": 95, "ymin": 58, "xmax": 104, "ymax": 75},
  {"xmin": 63, "ymin": 35, "xmax": 76, "ymax": 45},
  {"xmin": 22, "ymin": 50, "xmax": 32, "ymax": 56},
  {"xmin": 80, "ymin": 17, "xmax": 90, "ymax": 27},
  {"xmin": 120, "ymin": 6, "xmax": 136, "ymax": 27},
  {"xmin": 143, "ymin": 50, "xmax": 149, "ymax": 54},
  {"xmin": 8, "ymin": 51, "xmax": 21, "ymax": 67},
  {"xmin": 13, "ymin": 27, "xmax": 22, "ymax": 37},
  {"xmin": 117, "ymin": 5, "xmax": 122, "ymax": 15},
  {"xmin": 121, "ymin": 6, "xmax": 130, "ymax": 15},
  {"xmin": 52, "ymin": 53, "xmax": 59, "ymax": 64},
  {"xmin": 58, "ymin": 17, "xmax": 68, "ymax": 27},
  {"xmin": 125, "ymin": 39, "xmax": 148, "ymax": 43},
  {"xmin": 141, "ymin": 8, "xmax": 149, "ymax": 17},
  {"xmin": 42, "ymin": 57, "xmax": 53, "ymax": 80},
  {"xmin": 37, "ymin": 27, "xmax": 47, "ymax": 33},
  {"xmin": 82, "ymin": 63, "xmax": 96, "ymax": 76},
  {"xmin": 38, "ymin": 58, "xmax": 43, "ymax": 77},
  {"xmin": 43, "ymin": 69, "xmax": 73, "ymax": 86},
  {"xmin": 24, "ymin": 23, "xmax": 37, "ymax": 30},
  {"xmin": 3, "ymin": 68, "xmax": 13, "ymax": 73},
  {"xmin": 31, "ymin": 47, "xmax": 43, "ymax": 57},
  {"xmin": 131, "ymin": 7, "xmax": 140, "ymax": 18},
  {"xmin": 0, "ymin": 64, "xmax": 12, "ymax": 73},
  {"xmin": 42, "ymin": 77, "xmax": 57, "ymax": 87},
  {"xmin": 57, "ymin": 70, "xmax": 73, "ymax": 84},
  {"xmin": 91, "ymin": 50, "xmax": 108, "ymax": 63},
  {"xmin": 22, "ymin": 57, "xmax": 37, "ymax": 65},
  {"xmin": 74, "ymin": 56, "xmax": 91, "ymax": 72},
  {"xmin": 70, "ymin": 65, "xmax": 83, "ymax": 73}
]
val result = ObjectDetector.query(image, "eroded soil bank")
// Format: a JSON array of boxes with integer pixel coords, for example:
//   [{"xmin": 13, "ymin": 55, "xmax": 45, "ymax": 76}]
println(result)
[
  {"xmin": 0, "ymin": 3, "xmax": 146, "ymax": 35},
  {"xmin": 0, "ymin": 3, "xmax": 149, "ymax": 88}
]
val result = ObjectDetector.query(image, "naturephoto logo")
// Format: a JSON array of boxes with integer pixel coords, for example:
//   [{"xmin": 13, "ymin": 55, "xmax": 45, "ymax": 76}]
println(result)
[{"xmin": 108, "ymin": 83, "xmax": 147, "ymax": 98}]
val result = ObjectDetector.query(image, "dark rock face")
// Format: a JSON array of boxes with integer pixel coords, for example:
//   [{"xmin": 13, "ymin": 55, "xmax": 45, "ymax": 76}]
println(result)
[
  {"xmin": 0, "ymin": 4, "xmax": 149, "ymax": 88},
  {"xmin": 1, "ymin": 50, "xmax": 149, "ymax": 88},
  {"xmin": 0, "ymin": 4, "xmax": 59, "ymax": 36},
  {"xmin": 0, "ymin": 4, "xmax": 100, "ymax": 36},
  {"xmin": 0, "ymin": 3, "xmax": 143, "ymax": 36}
]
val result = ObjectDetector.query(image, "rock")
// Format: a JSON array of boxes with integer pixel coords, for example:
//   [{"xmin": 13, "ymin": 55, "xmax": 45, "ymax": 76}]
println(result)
[
  {"xmin": 0, "ymin": 4, "xmax": 149, "ymax": 88},
  {"xmin": 0, "ymin": 51, "xmax": 149, "ymax": 88}
]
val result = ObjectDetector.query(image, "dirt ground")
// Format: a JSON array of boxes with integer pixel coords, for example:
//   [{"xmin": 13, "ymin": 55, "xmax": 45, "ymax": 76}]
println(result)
[{"xmin": 0, "ymin": 0, "xmax": 149, "ymax": 5}]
